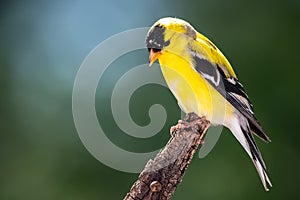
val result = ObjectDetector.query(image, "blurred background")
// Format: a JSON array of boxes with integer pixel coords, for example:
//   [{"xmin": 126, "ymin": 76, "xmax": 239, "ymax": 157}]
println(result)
[{"xmin": 1, "ymin": 0, "xmax": 300, "ymax": 199}]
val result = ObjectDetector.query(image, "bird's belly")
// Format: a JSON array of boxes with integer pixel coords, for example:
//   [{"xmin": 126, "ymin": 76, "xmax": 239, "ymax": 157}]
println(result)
[{"xmin": 159, "ymin": 57, "xmax": 232, "ymax": 125}]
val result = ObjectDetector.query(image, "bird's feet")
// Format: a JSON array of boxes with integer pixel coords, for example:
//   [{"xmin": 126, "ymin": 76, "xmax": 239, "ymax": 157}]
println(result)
[{"xmin": 170, "ymin": 120, "xmax": 183, "ymax": 135}]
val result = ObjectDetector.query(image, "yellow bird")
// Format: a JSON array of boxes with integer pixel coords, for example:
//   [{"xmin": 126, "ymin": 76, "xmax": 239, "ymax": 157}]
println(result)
[{"xmin": 146, "ymin": 17, "xmax": 272, "ymax": 191}]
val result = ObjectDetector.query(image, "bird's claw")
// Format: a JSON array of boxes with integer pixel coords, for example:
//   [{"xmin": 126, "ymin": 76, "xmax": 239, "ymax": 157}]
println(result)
[{"xmin": 170, "ymin": 120, "xmax": 184, "ymax": 135}]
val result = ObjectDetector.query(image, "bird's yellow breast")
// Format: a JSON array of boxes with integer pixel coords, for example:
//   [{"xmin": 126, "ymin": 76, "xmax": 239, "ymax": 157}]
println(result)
[{"xmin": 158, "ymin": 51, "xmax": 233, "ymax": 124}]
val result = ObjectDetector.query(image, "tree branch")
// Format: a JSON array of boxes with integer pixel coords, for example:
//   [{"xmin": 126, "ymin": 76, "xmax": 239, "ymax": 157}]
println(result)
[{"xmin": 124, "ymin": 113, "xmax": 210, "ymax": 200}]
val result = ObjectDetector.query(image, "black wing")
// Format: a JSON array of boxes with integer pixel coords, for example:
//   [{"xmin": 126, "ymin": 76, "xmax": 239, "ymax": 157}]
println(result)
[{"xmin": 193, "ymin": 55, "xmax": 271, "ymax": 142}]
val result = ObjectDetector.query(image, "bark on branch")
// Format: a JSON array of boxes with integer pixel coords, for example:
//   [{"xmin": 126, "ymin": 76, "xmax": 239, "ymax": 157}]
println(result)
[{"xmin": 124, "ymin": 113, "xmax": 210, "ymax": 200}]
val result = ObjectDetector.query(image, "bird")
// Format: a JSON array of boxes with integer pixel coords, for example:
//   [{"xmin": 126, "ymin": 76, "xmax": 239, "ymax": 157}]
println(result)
[{"xmin": 146, "ymin": 17, "xmax": 272, "ymax": 191}]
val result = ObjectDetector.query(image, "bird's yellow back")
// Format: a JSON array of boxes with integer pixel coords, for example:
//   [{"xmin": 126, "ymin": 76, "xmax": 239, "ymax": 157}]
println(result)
[{"xmin": 152, "ymin": 17, "xmax": 237, "ymax": 78}]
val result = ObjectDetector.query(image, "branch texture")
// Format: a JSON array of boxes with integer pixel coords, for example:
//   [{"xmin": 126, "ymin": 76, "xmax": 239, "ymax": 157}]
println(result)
[{"xmin": 124, "ymin": 113, "xmax": 210, "ymax": 200}]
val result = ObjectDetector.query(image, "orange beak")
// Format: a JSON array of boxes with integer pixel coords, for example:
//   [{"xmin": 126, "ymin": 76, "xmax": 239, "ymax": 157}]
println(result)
[{"xmin": 149, "ymin": 49, "xmax": 161, "ymax": 66}]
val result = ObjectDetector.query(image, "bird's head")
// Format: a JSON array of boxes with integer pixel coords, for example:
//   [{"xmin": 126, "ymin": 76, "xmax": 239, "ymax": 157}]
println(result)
[{"xmin": 146, "ymin": 17, "xmax": 197, "ymax": 66}]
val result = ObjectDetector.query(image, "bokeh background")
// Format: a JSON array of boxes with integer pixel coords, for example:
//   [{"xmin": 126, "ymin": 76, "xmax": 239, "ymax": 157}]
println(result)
[{"xmin": 1, "ymin": 0, "xmax": 300, "ymax": 199}]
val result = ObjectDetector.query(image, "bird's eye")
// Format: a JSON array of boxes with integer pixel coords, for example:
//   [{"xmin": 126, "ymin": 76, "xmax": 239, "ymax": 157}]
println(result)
[
  {"xmin": 148, "ymin": 48, "xmax": 161, "ymax": 53},
  {"xmin": 152, "ymin": 48, "xmax": 161, "ymax": 53}
]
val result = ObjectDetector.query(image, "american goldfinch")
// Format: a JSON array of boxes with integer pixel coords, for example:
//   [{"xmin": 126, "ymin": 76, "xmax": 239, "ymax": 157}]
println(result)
[{"xmin": 146, "ymin": 17, "xmax": 272, "ymax": 191}]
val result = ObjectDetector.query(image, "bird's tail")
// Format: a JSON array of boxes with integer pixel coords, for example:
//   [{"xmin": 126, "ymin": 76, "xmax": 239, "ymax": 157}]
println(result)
[{"xmin": 227, "ymin": 117, "xmax": 272, "ymax": 191}]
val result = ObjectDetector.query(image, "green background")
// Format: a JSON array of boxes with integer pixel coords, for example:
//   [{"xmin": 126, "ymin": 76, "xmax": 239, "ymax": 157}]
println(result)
[{"xmin": 1, "ymin": 0, "xmax": 300, "ymax": 199}]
